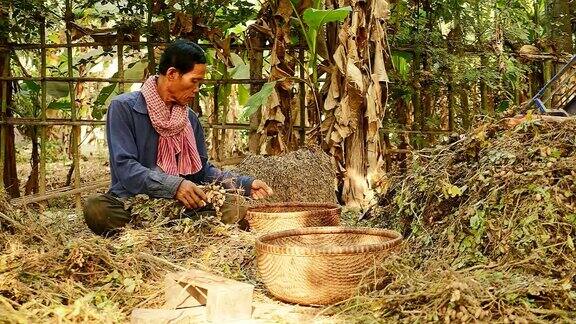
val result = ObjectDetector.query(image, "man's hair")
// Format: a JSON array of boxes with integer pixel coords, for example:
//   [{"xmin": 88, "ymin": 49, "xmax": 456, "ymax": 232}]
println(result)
[{"xmin": 158, "ymin": 39, "xmax": 207, "ymax": 75}]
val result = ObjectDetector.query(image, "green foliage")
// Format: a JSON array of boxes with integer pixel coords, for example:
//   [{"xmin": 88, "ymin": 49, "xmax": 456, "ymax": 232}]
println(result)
[
  {"xmin": 391, "ymin": 51, "xmax": 412, "ymax": 81},
  {"xmin": 299, "ymin": 6, "xmax": 352, "ymax": 85},
  {"xmin": 91, "ymin": 59, "xmax": 148, "ymax": 119},
  {"xmin": 92, "ymin": 83, "xmax": 116, "ymax": 119},
  {"xmin": 240, "ymin": 81, "xmax": 277, "ymax": 122},
  {"xmin": 302, "ymin": 7, "xmax": 352, "ymax": 31}
]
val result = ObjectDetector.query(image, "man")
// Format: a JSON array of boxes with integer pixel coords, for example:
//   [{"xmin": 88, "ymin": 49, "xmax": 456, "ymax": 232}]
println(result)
[{"xmin": 83, "ymin": 39, "xmax": 273, "ymax": 235}]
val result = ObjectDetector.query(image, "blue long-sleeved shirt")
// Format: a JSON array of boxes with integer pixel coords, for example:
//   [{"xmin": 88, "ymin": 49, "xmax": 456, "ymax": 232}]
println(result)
[{"xmin": 106, "ymin": 91, "xmax": 253, "ymax": 198}]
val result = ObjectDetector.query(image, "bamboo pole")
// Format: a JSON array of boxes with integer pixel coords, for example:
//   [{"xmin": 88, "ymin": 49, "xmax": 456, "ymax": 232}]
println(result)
[
  {"xmin": 0, "ymin": 76, "xmax": 275, "ymax": 84},
  {"xmin": 1, "ymin": 42, "xmax": 567, "ymax": 61},
  {"xmin": 65, "ymin": 0, "xmax": 82, "ymax": 212},
  {"xmin": 117, "ymin": 36, "xmax": 125, "ymax": 93},
  {"xmin": 0, "ymin": 118, "xmax": 106, "ymax": 126},
  {"xmin": 146, "ymin": 0, "xmax": 156, "ymax": 76},
  {"xmin": 219, "ymin": 62, "xmax": 229, "ymax": 161},
  {"xmin": 299, "ymin": 47, "xmax": 305, "ymax": 146},
  {"xmin": 0, "ymin": 50, "xmax": 7, "ymax": 190},
  {"xmin": 3, "ymin": 117, "xmax": 450, "ymax": 133},
  {"xmin": 1, "ymin": 41, "xmax": 280, "ymax": 51},
  {"xmin": 39, "ymin": 16, "xmax": 47, "ymax": 204},
  {"xmin": 213, "ymin": 84, "xmax": 220, "ymax": 161},
  {"xmin": 10, "ymin": 179, "xmax": 109, "ymax": 206}
]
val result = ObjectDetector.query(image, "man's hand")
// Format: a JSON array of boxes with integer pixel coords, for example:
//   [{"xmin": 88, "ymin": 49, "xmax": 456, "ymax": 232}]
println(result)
[
  {"xmin": 251, "ymin": 179, "xmax": 274, "ymax": 200},
  {"xmin": 175, "ymin": 180, "xmax": 208, "ymax": 209}
]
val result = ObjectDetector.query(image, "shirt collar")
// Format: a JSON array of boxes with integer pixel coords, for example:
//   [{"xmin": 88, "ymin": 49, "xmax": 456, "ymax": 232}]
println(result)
[{"xmin": 133, "ymin": 90, "xmax": 149, "ymax": 115}]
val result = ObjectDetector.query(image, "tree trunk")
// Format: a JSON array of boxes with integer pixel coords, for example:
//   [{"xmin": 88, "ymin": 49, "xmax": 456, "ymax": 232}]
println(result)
[
  {"xmin": 480, "ymin": 56, "xmax": 490, "ymax": 115},
  {"xmin": 246, "ymin": 27, "xmax": 265, "ymax": 154},
  {"xmin": 256, "ymin": 0, "xmax": 297, "ymax": 155},
  {"xmin": 422, "ymin": 53, "xmax": 433, "ymax": 142},
  {"xmin": 24, "ymin": 127, "xmax": 39, "ymax": 195},
  {"xmin": 572, "ymin": 0, "xmax": 576, "ymax": 53},
  {"xmin": 447, "ymin": 73, "xmax": 455, "ymax": 132},
  {"xmin": 323, "ymin": 0, "xmax": 389, "ymax": 206},
  {"xmin": 342, "ymin": 104, "xmax": 368, "ymax": 208},
  {"xmin": 395, "ymin": 99, "xmax": 408, "ymax": 172},
  {"xmin": 0, "ymin": 5, "xmax": 19, "ymax": 198},
  {"xmin": 459, "ymin": 85, "xmax": 470, "ymax": 129},
  {"xmin": 412, "ymin": 50, "xmax": 423, "ymax": 137},
  {"xmin": 423, "ymin": 0, "xmax": 434, "ymax": 142},
  {"xmin": 471, "ymin": 83, "xmax": 479, "ymax": 115},
  {"xmin": 543, "ymin": 58, "xmax": 553, "ymax": 107},
  {"xmin": 549, "ymin": 0, "xmax": 573, "ymax": 54}
]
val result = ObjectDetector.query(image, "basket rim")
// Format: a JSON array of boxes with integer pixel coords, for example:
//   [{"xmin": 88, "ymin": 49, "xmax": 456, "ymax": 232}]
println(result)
[
  {"xmin": 247, "ymin": 202, "xmax": 341, "ymax": 218},
  {"xmin": 256, "ymin": 226, "xmax": 403, "ymax": 256}
]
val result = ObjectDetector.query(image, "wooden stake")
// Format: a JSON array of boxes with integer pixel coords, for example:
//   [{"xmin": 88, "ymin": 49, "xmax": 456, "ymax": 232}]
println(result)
[
  {"xmin": 65, "ymin": 0, "xmax": 82, "ymax": 213},
  {"xmin": 0, "ymin": 52, "xmax": 7, "ymax": 190},
  {"xmin": 39, "ymin": 16, "xmax": 47, "ymax": 208}
]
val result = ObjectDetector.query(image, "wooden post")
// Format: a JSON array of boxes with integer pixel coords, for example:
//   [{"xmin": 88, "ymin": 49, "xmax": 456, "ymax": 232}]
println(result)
[
  {"xmin": 212, "ymin": 84, "xmax": 220, "ymax": 161},
  {"xmin": 0, "ymin": 49, "xmax": 7, "ymax": 190},
  {"xmin": 543, "ymin": 58, "xmax": 553, "ymax": 108},
  {"xmin": 118, "ymin": 36, "xmax": 125, "ymax": 93},
  {"xmin": 480, "ymin": 55, "xmax": 492, "ymax": 115},
  {"xmin": 65, "ymin": 0, "xmax": 81, "ymax": 212},
  {"xmin": 299, "ymin": 47, "xmax": 305, "ymax": 146},
  {"xmin": 447, "ymin": 72, "xmax": 455, "ymax": 132},
  {"xmin": 247, "ymin": 29, "xmax": 265, "ymax": 153},
  {"xmin": 39, "ymin": 16, "xmax": 47, "ymax": 205},
  {"xmin": 459, "ymin": 84, "xmax": 470, "ymax": 130},
  {"xmin": 146, "ymin": 0, "xmax": 156, "ymax": 76},
  {"xmin": 219, "ymin": 62, "xmax": 228, "ymax": 161}
]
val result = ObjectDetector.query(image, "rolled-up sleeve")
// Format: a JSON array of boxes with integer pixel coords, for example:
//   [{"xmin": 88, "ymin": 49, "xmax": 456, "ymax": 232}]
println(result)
[{"xmin": 107, "ymin": 100, "xmax": 183, "ymax": 198}]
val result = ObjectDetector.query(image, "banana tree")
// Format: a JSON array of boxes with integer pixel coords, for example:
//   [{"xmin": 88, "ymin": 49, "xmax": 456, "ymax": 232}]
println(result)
[
  {"xmin": 240, "ymin": 2, "xmax": 352, "ymax": 149},
  {"xmin": 245, "ymin": 3, "xmax": 352, "ymax": 104}
]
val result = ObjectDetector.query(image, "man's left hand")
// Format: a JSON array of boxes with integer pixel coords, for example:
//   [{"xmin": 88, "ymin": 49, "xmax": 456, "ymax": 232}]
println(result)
[{"xmin": 251, "ymin": 179, "xmax": 274, "ymax": 200}]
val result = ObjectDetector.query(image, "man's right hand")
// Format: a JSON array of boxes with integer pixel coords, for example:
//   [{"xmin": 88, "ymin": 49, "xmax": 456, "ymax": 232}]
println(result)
[{"xmin": 175, "ymin": 180, "xmax": 208, "ymax": 209}]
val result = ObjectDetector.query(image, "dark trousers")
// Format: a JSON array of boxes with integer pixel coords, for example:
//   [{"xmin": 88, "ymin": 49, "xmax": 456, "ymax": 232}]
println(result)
[{"xmin": 83, "ymin": 193, "xmax": 247, "ymax": 236}]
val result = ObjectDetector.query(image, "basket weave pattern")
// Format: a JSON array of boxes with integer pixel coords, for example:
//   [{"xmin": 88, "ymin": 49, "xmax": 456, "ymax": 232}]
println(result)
[
  {"xmin": 256, "ymin": 227, "xmax": 403, "ymax": 305},
  {"xmin": 246, "ymin": 202, "xmax": 340, "ymax": 234}
]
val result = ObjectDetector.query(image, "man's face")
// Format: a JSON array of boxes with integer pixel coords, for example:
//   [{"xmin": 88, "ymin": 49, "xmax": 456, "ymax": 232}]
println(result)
[{"xmin": 166, "ymin": 64, "xmax": 206, "ymax": 106}]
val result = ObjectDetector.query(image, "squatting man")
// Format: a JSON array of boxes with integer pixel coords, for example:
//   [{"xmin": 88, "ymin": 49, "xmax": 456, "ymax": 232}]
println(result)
[{"xmin": 83, "ymin": 39, "xmax": 273, "ymax": 235}]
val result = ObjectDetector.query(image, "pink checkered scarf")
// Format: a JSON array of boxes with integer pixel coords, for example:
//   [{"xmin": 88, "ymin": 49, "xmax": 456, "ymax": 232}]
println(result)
[{"xmin": 141, "ymin": 75, "xmax": 202, "ymax": 176}]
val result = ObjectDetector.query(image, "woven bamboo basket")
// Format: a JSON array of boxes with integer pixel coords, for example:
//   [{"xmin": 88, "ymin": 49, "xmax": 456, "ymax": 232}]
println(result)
[
  {"xmin": 245, "ymin": 202, "xmax": 340, "ymax": 234},
  {"xmin": 256, "ymin": 226, "xmax": 403, "ymax": 305}
]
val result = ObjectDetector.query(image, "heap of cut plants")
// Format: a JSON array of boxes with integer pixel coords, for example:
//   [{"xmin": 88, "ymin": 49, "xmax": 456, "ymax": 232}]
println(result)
[{"xmin": 340, "ymin": 115, "xmax": 576, "ymax": 322}]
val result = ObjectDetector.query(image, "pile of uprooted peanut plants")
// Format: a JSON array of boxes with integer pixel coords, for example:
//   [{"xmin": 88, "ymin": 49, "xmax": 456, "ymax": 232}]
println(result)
[{"xmin": 337, "ymin": 115, "xmax": 576, "ymax": 322}]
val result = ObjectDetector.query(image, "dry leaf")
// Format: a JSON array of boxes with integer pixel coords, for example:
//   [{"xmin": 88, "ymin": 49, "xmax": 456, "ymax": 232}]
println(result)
[
  {"xmin": 338, "ymin": 21, "xmax": 350, "ymax": 45},
  {"xmin": 346, "ymin": 61, "xmax": 364, "ymax": 92},
  {"xmin": 275, "ymin": 0, "xmax": 293, "ymax": 22},
  {"xmin": 331, "ymin": 128, "xmax": 343, "ymax": 143},
  {"xmin": 335, "ymin": 123, "xmax": 352, "ymax": 140},
  {"xmin": 366, "ymin": 82, "xmax": 381, "ymax": 125},
  {"xmin": 334, "ymin": 45, "xmax": 347, "ymax": 74},
  {"xmin": 373, "ymin": 0, "xmax": 390, "ymax": 19},
  {"xmin": 347, "ymin": 37, "xmax": 360, "ymax": 62},
  {"xmin": 324, "ymin": 72, "xmax": 341, "ymax": 111},
  {"xmin": 171, "ymin": 12, "xmax": 193, "ymax": 34},
  {"xmin": 372, "ymin": 30, "xmax": 389, "ymax": 82},
  {"xmin": 335, "ymin": 97, "xmax": 351, "ymax": 126}
]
